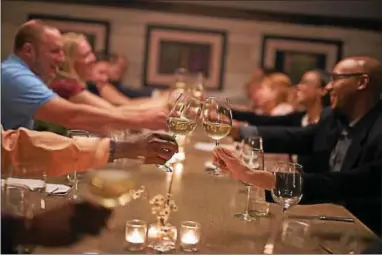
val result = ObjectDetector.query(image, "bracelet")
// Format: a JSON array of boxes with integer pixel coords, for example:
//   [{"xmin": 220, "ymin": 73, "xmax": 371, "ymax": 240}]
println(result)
[{"xmin": 108, "ymin": 139, "xmax": 117, "ymax": 163}]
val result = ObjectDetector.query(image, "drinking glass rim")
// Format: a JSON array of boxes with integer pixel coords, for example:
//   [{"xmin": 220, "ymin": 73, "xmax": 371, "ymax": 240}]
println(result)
[
  {"xmin": 181, "ymin": 220, "xmax": 201, "ymax": 229},
  {"xmin": 126, "ymin": 219, "xmax": 147, "ymax": 227}
]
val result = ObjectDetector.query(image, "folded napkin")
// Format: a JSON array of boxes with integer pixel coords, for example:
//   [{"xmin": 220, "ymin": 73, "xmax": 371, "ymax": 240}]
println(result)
[
  {"xmin": 204, "ymin": 161, "xmax": 216, "ymax": 169},
  {"xmin": 2, "ymin": 178, "xmax": 71, "ymax": 194},
  {"xmin": 194, "ymin": 142, "xmax": 234, "ymax": 152}
]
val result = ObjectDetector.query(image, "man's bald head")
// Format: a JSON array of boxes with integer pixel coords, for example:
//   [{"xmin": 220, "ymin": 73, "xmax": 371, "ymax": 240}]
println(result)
[
  {"xmin": 14, "ymin": 19, "xmax": 58, "ymax": 52},
  {"xmin": 337, "ymin": 56, "xmax": 382, "ymax": 95}
]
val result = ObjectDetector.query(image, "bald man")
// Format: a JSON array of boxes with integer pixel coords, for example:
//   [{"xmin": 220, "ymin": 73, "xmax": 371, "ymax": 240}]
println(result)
[
  {"xmin": 1, "ymin": 20, "xmax": 168, "ymax": 133},
  {"xmin": 227, "ymin": 56, "xmax": 382, "ymax": 235}
]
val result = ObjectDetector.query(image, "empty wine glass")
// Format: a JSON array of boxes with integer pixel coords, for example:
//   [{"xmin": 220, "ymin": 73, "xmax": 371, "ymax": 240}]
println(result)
[
  {"xmin": 202, "ymin": 97, "xmax": 232, "ymax": 177},
  {"xmin": 157, "ymin": 93, "xmax": 203, "ymax": 172},
  {"xmin": 67, "ymin": 129, "xmax": 90, "ymax": 200},
  {"xmin": 235, "ymin": 136, "xmax": 264, "ymax": 221},
  {"xmin": 188, "ymin": 72, "xmax": 205, "ymax": 101},
  {"xmin": 271, "ymin": 162, "xmax": 303, "ymax": 215}
]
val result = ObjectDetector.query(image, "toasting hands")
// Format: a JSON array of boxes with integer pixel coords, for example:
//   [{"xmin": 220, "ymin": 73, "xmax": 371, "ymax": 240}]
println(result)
[
  {"xmin": 212, "ymin": 147, "xmax": 275, "ymax": 190},
  {"xmin": 116, "ymin": 132, "xmax": 178, "ymax": 164}
]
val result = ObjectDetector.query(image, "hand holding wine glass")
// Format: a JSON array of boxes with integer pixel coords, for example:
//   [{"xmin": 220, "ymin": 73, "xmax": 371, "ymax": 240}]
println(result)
[
  {"xmin": 157, "ymin": 93, "xmax": 203, "ymax": 172},
  {"xmin": 202, "ymin": 97, "xmax": 232, "ymax": 177}
]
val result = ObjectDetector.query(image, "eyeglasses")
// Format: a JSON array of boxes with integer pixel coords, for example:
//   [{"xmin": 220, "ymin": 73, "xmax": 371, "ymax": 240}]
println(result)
[{"xmin": 329, "ymin": 72, "xmax": 366, "ymax": 81}]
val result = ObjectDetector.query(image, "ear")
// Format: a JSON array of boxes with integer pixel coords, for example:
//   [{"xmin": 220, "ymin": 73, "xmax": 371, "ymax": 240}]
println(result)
[
  {"xmin": 357, "ymin": 75, "xmax": 369, "ymax": 90},
  {"xmin": 22, "ymin": 42, "xmax": 35, "ymax": 57},
  {"xmin": 320, "ymin": 87, "xmax": 328, "ymax": 97}
]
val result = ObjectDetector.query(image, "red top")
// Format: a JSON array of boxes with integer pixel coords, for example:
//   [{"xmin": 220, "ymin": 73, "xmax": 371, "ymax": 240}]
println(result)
[{"xmin": 49, "ymin": 79, "xmax": 85, "ymax": 99}]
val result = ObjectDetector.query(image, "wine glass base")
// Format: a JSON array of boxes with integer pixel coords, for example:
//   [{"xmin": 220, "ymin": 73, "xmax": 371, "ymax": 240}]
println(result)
[
  {"xmin": 205, "ymin": 168, "xmax": 227, "ymax": 177},
  {"xmin": 234, "ymin": 213, "xmax": 255, "ymax": 222},
  {"xmin": 157, "ymin": 164, "xmax": 173, "ymax": 173}
]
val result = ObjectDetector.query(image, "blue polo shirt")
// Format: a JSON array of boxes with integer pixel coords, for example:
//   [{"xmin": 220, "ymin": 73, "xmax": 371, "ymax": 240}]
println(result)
[{"xmin": 1, "ymin": 54, "xmax": 57, "ymax": 130}]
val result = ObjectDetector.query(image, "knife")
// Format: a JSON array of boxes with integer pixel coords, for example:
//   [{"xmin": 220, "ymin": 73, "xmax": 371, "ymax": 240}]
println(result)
[{"xmin": 287, "ymin": 214, "xmax": 355, "ymax": 223}]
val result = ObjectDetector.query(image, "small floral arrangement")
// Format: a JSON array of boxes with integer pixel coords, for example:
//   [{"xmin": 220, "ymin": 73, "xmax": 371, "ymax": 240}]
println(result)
[
  {"xmin": 150, "ymin": 193, "xmax": 178, "ymax": 225},
  {"xmin": 130, "ymin": 185, "xmax": 146, "ymax": 200}
]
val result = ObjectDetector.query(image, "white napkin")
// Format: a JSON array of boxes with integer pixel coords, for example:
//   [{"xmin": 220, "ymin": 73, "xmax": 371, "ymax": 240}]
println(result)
[
  {"xmin": 194, "ymin": 142, "xmax": 234, "ymax": 152},
  {"xmin": 204, "ymin": 161, "xmax": 216, "ymax": 169},
  {"xmin": 2, "ymin": 178, "xmax": 71, "ymax": 194}
]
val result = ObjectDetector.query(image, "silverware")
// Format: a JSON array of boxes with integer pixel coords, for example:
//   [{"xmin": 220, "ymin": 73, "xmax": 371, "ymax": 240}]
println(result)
[
  {"xmin": 320, "ymin": 243, "xmax": 336, "ymax": 254},
  {"xmin": 287, "ymin": 214, "xmax": 355, "ymax": 223}
]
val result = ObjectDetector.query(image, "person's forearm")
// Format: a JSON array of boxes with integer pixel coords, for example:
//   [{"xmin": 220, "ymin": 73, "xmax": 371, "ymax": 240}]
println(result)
[
  {"xmin": 1, "ymin": 128, "xmax": 110, "ymax": 177},
  {"xmin": 60, "ymin": 104, "xmax": 147, "ymax": 135}
]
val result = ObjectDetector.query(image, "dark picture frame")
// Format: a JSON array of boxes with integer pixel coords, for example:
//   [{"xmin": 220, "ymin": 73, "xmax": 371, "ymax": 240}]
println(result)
[
  {"xmin": 28, "ymin": 14, "xmax": 111, "ymax": 55},
  {"xmin": 261, "ymin": 35, "xmax": 343, "ymax": 84},
  {"xmin": 143, "ymin": 24, "xmax": 227, "ymax": 90}
]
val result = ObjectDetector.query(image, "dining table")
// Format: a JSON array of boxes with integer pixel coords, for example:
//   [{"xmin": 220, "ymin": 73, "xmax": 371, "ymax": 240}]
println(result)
[{"xmin": 33, "ymin": 127, "xmax": 377, "ymax": 254}]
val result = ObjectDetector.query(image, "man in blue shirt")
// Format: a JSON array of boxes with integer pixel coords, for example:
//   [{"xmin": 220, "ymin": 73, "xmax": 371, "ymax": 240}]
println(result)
[
  {"xmin": 1, "ymin": 20, "xmax": 169, "ymax": 134},
  {"xmin": 1, "ymin": 54, "xmax": 57, "ymax": 130}
]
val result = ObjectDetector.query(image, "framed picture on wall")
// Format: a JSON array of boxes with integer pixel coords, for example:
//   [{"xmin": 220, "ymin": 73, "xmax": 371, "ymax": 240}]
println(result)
[
  {"xmin": 143, "ymin": 24, "xmax": 227, "ymax": 90},
  {"xmin": 260, "ymin": 35, "xmax": 343, "ymax": 84},
  {"xmin": 28, "ymin": 14, "xmax": 110, "ymax": 54}
]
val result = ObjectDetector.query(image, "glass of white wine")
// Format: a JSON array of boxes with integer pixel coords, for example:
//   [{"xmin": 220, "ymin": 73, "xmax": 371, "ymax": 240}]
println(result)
[
  {"xmin": 84, "ymin": 169, "xmax": 136, "ymax": 208},
  {"xmin": 157, "ymin": 93, "xmax": 203, "ymax": 172},
  {"xmin": 202, "ymin": 97, "xmax": 232, "ymax": 177},
  {"xmin": 271, "ymin": 162, "xmax": 303, "ymax": 214}
]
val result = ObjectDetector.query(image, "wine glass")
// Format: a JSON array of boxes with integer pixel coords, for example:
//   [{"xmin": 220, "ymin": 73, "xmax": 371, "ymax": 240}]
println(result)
[
  {"xmin": 202, "ymin": 97, "xmax": 232, "ymax": 177},
  {"xmin": 188, "ymin": 72, "xmax": 205, "ymax": 102},
  {"xmin": 157, "ymin": 93, "xmax": 203, "ymax": 172},
  {"xmin": 235, "ymin": 136, "xmax": 264, "ymax": 221},
  {"xmin": 2, "ymin": 183, "xmax": 36, "ymax": 253},
  {"xmin": 67, "ymin": 129, "xmax": 90, "ymax": 200},
  {"xmin": 271, "ymin": 162, "xmax": 303, "ymax": 215}
]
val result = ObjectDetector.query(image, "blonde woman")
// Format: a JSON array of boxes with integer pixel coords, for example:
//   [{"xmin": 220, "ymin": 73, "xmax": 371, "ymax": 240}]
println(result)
[
  {"xmin": 252, "ymin": 73, "xmax": 295, "ymax": 116},
  {"xmin": 50, "ymin": 32, "xmax": 166, "ymax": 111}
]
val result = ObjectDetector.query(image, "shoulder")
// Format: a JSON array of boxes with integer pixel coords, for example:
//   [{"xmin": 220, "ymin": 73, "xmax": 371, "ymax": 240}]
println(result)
[
  {"xmin": 271, "ymin": 103, "xmax": 294, "ymax": 116},
  {"xmin": 50, "ymin": 78, "xmax": 84, "ymax": 99},
  {"xmin": 1, "ymin": 60, "xmax": 55, "ymax": 97}
]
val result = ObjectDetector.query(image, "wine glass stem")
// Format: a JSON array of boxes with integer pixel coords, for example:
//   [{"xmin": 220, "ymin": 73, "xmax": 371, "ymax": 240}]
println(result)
[
  {"xmin": 215, "ymin": 139, "xmax": 220, "ymax": 147},
  {"xmin": 244, "ymin": 185, "xmax": 252, "ymax": 215}
]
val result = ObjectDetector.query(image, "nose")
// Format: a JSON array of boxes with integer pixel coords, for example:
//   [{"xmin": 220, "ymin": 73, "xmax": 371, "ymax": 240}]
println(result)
[
  {"xmin": 325, "ymin": 81, "xmax": 333, "ymax": 92},
  {"xmin": 58, "ymin": 50, "xmax": 65, "ymax": 62}
]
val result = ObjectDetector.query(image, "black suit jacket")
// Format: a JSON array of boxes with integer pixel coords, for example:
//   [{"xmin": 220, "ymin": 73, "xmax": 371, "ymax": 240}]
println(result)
[
  {"xmin": 257, "ymin": 103, "xmax": 382, "ymax": 235},
  {"xmin": 232, "ymin": 109, "xmax": 306, "ymax": 127},
  {"xmin": 233, "ymin": 108, "xmax": 332, "ymax": 172}
]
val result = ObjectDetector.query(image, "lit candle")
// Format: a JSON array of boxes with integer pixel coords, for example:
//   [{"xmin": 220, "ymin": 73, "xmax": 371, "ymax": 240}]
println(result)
[
  {"xmin": 125, "ymin": 219, "xmax": 147, "ymax": 251},
  {"xmin": 126, "ymin": 229, "xmax": 145, "ymax": 244},
  {"xmin": 181, "ymin": 231, "xmax": 198, "ymax": 245},
  {"xmin": 180, "ymin": 221, "xmax": 200, "ymax": 252}
]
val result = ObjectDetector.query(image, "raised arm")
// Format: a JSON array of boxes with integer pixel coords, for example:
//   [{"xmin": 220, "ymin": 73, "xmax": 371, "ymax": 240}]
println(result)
[
  {"xmin": 34, "ymin": 96, "xmax": 168, "ymax": 134},
  {"xmin": 1, "ymin": 127, "xmax": 110, "ymax": 177},
  {"xmin": 2, "ymin": 128, "xmax": 179, "ymax": 178},
  {"xmin": 230, "ymin": 123, "xmax": 317, "ymax": 155},
  {"xmin": 232, "ymin": 109, "xmax": 305, "ymax": 126}
]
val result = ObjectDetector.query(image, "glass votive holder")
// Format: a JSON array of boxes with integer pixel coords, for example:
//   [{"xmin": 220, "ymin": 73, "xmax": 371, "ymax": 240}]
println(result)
[
  {"xmin": 180, "ymin": 221, "xmax": 201, "ymax": 252},
  {"xmin": 147, "ymin": 222, "xmax": 178, "ymax": 252},
  {"xmin": 125, "ymin": 219, "xmax": 147, "ymax": 251}
]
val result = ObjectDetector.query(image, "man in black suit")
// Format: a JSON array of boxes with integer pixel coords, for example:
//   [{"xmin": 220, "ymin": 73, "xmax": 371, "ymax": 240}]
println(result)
[{"xmin": 225, "ymin": 56, "xmax": 382, "ymax": 235}]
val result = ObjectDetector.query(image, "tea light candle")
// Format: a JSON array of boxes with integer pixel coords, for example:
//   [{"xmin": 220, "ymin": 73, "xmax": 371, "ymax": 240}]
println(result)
[
  {"xmin": 125, "ymin": 220, "xmax": 147, "ymax": 251},
  {"xmin": 180, "ymin": 221, "xmax": 201, "ymax": 252},
  {"xmin": 181, "ymin": 231, "xmax": 198, "ymax": 244}
]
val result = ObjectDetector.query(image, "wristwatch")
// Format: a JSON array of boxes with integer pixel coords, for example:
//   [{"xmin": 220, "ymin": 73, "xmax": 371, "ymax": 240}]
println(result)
[{"xmin": 108, "ymin": 139, "xmax": 117, "ymax": 162}]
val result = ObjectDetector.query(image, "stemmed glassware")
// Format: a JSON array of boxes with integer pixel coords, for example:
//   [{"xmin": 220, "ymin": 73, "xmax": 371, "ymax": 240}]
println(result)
[
  {"xmin": 234, "ymin": 136, "xmax": 264, "ymax": 221},
  {"xmin": 157, "ymin": 93, "xmax": 203, "ymax": 172},
  {"xmin": 66, "ymin": 129, "xmax": 90, "ymax": 200},
  {"xmin": 202, "ymin": 97, "xmax": 232, "ymax": 177},
  {"xmin": 271, "ymin": 162, "xmax": 303, "ymax": 215}
]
